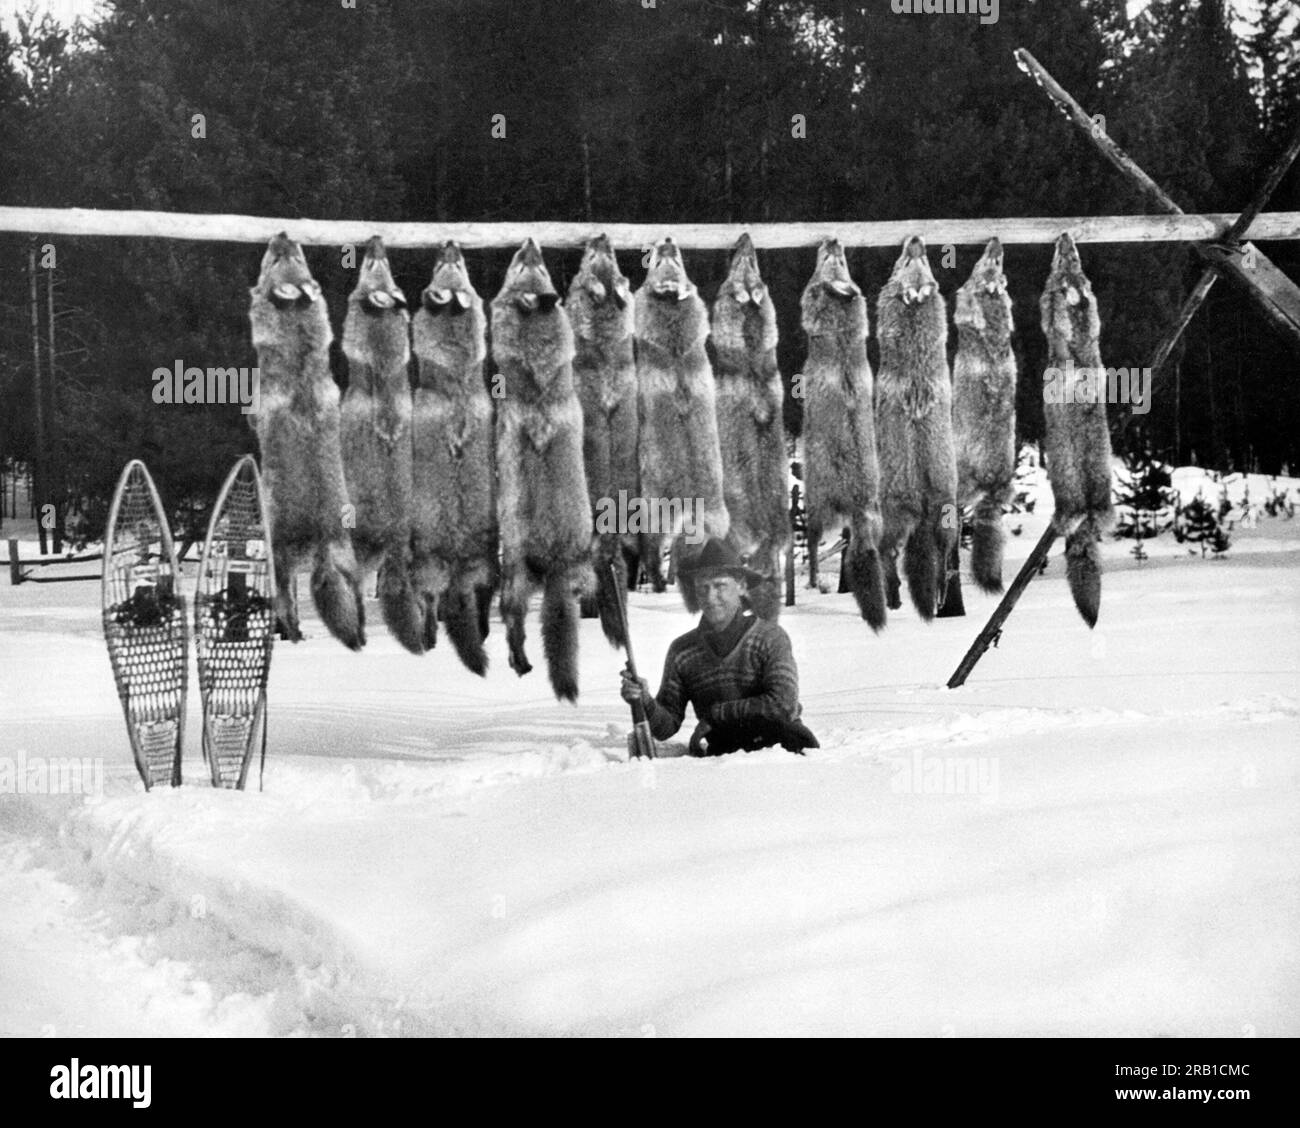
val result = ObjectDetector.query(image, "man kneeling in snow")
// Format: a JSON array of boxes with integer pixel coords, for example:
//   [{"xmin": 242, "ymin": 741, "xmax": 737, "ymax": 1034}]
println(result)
[{"xmin": 619, "ymin": 539, "xmax": 819, "ymax": 757}]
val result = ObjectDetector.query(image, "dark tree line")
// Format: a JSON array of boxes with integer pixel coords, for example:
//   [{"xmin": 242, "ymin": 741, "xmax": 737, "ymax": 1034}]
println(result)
[{"xmin": 0, "ymin": 0, "xmax": 1296, "ymax": 546}]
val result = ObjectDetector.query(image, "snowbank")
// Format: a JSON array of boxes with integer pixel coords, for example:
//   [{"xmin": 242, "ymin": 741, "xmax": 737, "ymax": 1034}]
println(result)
[{"xmin": 1, "ymin": 476, "xmax": 1297, "ymax": 1036}]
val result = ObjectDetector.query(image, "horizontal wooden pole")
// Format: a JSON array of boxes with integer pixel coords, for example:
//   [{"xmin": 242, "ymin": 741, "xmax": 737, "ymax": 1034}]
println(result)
[{"xmin": 2, "ymin": 206, "xmax": 1300, "ymax": 250}]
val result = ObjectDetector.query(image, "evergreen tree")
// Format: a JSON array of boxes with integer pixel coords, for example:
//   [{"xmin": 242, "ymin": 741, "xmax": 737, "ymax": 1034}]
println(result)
[
  {"xmin": 1115, "ymin": 448, "xmax": 1174, "ymax": 558},
  {"xmin": 1174, "ymin": 492, "xmax": 1232, "ymax": 556}
]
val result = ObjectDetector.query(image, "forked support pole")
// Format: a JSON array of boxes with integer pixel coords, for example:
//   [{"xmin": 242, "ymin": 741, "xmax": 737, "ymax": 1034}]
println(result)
[{"xmin": 948, "ymin": 52, "xmax": 1300, "ymax": 690}]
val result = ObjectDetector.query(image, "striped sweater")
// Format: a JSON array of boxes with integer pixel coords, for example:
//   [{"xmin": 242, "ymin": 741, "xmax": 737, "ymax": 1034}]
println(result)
[{"xmin": 644, "ymin": 613, "xmax": 801, "ymax": 740}]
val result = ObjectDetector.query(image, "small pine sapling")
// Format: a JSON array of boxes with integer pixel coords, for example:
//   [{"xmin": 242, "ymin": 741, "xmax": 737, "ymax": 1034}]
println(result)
[{"xmin": 1115, "ymin": 448, "xmax": 1174, "ymax": 561}]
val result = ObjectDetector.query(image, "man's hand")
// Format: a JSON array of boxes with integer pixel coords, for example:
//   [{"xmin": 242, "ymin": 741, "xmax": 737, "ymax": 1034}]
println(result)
[
  {"xmin": 688, "ymin": 720, "xmax": 713, "ymax": 757},
  {"xmin": 619, "ymin": 665, "xmax": 651, "ymax": 706}
]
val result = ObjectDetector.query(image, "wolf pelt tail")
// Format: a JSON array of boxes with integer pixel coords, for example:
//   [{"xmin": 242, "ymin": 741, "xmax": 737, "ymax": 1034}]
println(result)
[
  {"xmin": 377, "ymin": 546, "xmax": 426, "ymax": 656},
  {"xmin": 970, "ymin": 497, "xmax": 1005, "ymax": 594},
  {"xmin": 903, "ymin": 513, "xmax": 941, "ymax": 623},
  {"xmin": 594, "ymin": 538, "xmax": 628, "ymax": 648},
  {"xmin": 1065, "ymin": 514, "xmax": 1104, "ymax": 628},
  {"xmin": 674, "ymin": 538, "xmax": 702, "ymax": 613},
  {"xmin": 745, "ymin": 574, "xmax": 782, "ymax": 622},
  {"xmin": 541, "ymin": 570, "xmax": 582, "ymax": 703},
  {"xmin": 444, "ymin": 573, "xmax": 490, "ymax": 677},
  {"xmin": 310, "ymin": 540, "xmax": 366, "ymax": 651},
  {"xmin": 845, "ymin": 518, "xmax": 887, "ymax": 632}
]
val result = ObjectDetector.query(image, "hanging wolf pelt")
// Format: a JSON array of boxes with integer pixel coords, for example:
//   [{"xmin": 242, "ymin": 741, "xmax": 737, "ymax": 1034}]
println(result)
[
  {"xmin": 340, "ymin": 236, "xmax": 423, "ymax": 654},
  {"xmin": 800, "ymin": 238, "xmax": 887, "ymax": 630},
  {"xmin": 875, "ymin": 236, "xmax": 958, "ymax": 621},
  {"xmin": 410, "ymin": 241, "xmax": 498, "ymax": 675},
  {"xmin": 635, "ymin": 237, "xmax": 730, "ymax": 611},
  {"xmin": 711, "ymin": 233, "xmax": 790, "ymax": 621},
  {"xmin": 248, "ymin": 233, "xmax": 365, "ymax": 650},
  {"xmin": 1040, "ymin": 233, "xmax": 1114, "ymax": 627},
  {"xmin": 491, "ymin": 239, "xmax": 593, "ymax": 701},
  {"xmin": 567, "ymin": 234, "xmax": 638, "ymax": 647},
  {"xmin": 953, "ymin": 237, "xmax": 1017, "ymax": 594}
]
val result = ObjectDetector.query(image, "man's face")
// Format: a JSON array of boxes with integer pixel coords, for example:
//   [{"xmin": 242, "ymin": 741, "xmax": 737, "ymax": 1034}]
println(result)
[{"xmin": 695, "ymin": 572, "xmax": 745, "ymax": 629}]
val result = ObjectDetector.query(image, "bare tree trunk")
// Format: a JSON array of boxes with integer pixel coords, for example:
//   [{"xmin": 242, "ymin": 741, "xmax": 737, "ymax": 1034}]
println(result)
[
  {"xmin": 723, "ymin": 99, "xmax": 734, "ymax": 225},
  {"xmin": 581, "ymin": 132, "xmax": 594, "ymax": 222},
  {"xmin": 1206, "ymin": 338, "xmax": 1223, "ymax": 469},
  {"xmin": 434, "ymin": 29, "xmax": 450, "ymax": 222},
  {"xmin": 1174, "ymin": 360, "xmax": 1182, "ymax": 464},
  {"xmin": 759, "ymin": 0, "xmax": 770, "ymax": 222},
  {"xmin": 722, "ymin": 9, "xmax": 734, "ymax": 224},
  {"xmin": 46, "ymin": 261, "xmax": 61, "ymax": 552},
  {"xmin": 28, "ymin": 244, "xmax": 46, "ymax": 555}
]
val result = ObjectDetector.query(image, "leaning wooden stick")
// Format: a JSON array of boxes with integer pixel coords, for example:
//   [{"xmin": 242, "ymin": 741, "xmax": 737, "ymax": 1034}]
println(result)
[
  {"xmin": 609, "ymin": 564, "xmax": 657, "ymax": 760},
  {"xmin": 947, "ymin": 527, "xmax": 1056, "ymax": 689}
]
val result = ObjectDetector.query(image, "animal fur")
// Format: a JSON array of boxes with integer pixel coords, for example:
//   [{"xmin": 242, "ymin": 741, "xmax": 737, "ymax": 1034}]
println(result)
[
  {"xmin": 340, "ymin": 236, "xmax": 423, "ymax": 654},
  {"xmin": 491, "ymin": 239, "xmax": 593, "ymax": 701},
  {"xmin": 248, "ymin": 233, "xmax": 365, "ymax": 650},
  {"xmin": 568, "ymin": 234, "xmax": 638, "ymax": 647},
  {"xmin": 875, "ymin": 236, "xmax": 958, "ymax": 621},
  {"xmin": 800, "ymin": 238, "xmax": 887, "ymax": 630},
  {"xmin": 711, "ymin": 234, "xmax": 790, "ymax": 621},
  {"xmin": 634, "ymin": 237, "xmax": 729, "ymax": 610},
  {"xmin": 953, "ymin": 237, "xmax": 1017, "ymax": 594},
  {"xmin": 410, "ymin": 240, "xmax": 498, "ymax": 675},
  {"xmin": 1040, "ymin": 233, "xmax": 1114, "ymax": 627}
]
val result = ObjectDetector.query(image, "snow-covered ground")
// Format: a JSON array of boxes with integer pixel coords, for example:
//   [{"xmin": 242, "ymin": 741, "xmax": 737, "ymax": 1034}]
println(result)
[{"xmin": 1, "ymin": 472, "xmax": 1298, "ymax": 1037}]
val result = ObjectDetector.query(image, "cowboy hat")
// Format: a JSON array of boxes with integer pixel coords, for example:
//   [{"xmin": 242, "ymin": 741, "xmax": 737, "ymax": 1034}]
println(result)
[{"xmin": 677, "ymin": 538, "xmax": 768, "ymax": 585}]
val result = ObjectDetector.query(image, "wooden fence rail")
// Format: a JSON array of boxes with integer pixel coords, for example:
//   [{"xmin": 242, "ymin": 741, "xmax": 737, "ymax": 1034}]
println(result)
[
  {"xmin": 5, "ymin": 538, "xmax": 103, "ymax": 585},
  {"xmin": 2, "ymin": 206, "xmax": 1300, "ymax": 249}
]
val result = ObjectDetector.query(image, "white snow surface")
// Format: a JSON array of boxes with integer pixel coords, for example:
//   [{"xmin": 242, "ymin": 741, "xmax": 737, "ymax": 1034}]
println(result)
[{"xmin": 1, "ymin": 479, "xmax": 1298, "ymax": 1037}]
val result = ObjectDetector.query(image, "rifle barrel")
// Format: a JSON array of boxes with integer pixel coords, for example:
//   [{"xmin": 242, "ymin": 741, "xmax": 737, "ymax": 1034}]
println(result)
[{"xmin": 610, "ymin": 564, "xmax": 656, "ymax": 759}]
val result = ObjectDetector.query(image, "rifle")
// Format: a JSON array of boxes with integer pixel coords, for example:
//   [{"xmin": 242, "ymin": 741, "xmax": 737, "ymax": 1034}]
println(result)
[{"xmin": 609, "ymin": 563, "xmax": 656, "ymax": 760}]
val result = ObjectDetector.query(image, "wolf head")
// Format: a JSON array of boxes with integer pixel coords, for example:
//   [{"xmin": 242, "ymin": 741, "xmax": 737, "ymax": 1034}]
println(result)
[
  {"xmin": 1040, "ymin": 233, "xmax": 1100, "ymax": 358},
  {"xmin": 955, "ymin": 237, "xmax": 1013, "ymax": 345},
  {"xmin": 571, "ymin": 234, "xmax": 632, "ymax": 308},
  {"xmin": 249, "ymin": 233, "xmax": 332, "ymax": 359},
  {"xmin": 635, "ymin": 238, "xmax": 708, "ymax": 353},
  {"xmin": 412, "ymin": 242, "xmax": 486, "ymax": 387},
  {"xmin": 490, "ymin": 240, "xmax": 574, "ymax": 390},
  {"xmin": 349, "ymin": 236, "xmax": 408, "ymax": 315},
  {"xmin": 724, "ymin": 233, "xmax": 767, "ymax": 307},
  {"xmin": 877, "ymin": 235, "xmax": 946, "ymax": 349},
  {"xmin": 421, "ymin": 241, "xmax": 479, "ymax": 316},
  {"xmin": 567, "ymin": 234, "xmax": 634, "ymax": 347},
  {"xmin": 712, "ymin": 233, "xmax": 777, "ymax": 356},
  {"xmin": 642, "ymin": 237, "xmax": 697, "ymax": 302},
  {"xmin": 343, "ymin": 236, "xmax": 409, "ymax": 390},
  {"xmin": 890, "ymin": 236, "xmax": 939, "ymax": 306},
  {"xmin": 801, "ymin": 238, "xmax": 867, "ymax": 338},
  {"xmin": 253, "ymin": 233, "xmax": 324, "ymax": 309},
  {"xmin": 497, "ymin": 238, "xmax": 561, "ymax": 315}
]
